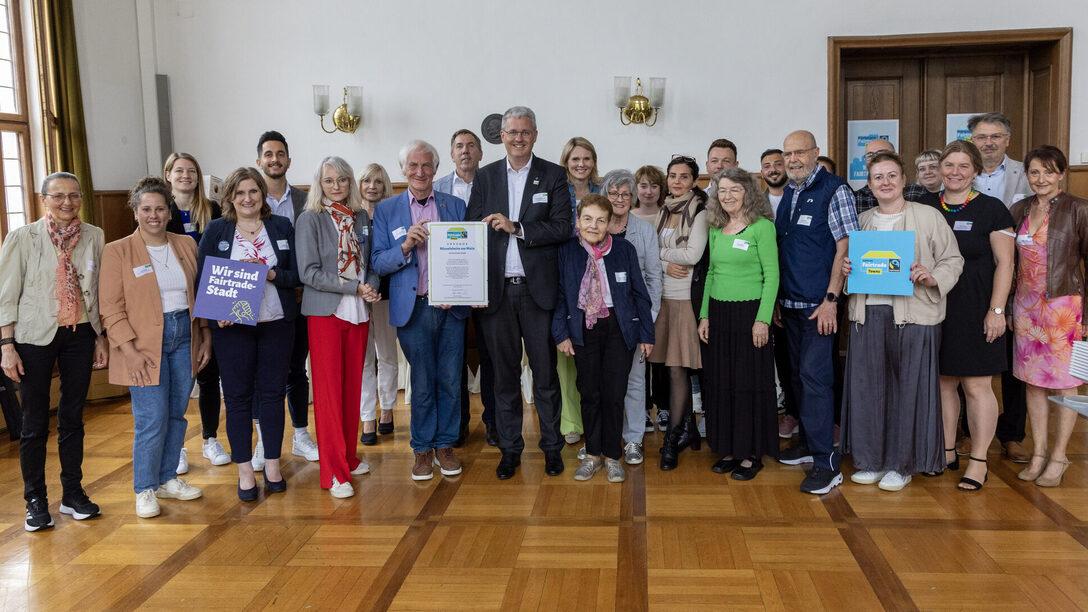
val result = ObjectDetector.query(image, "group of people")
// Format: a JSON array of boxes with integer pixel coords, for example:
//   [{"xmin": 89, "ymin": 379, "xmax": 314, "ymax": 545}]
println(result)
[{"xmin": 1, "ymin": 108, "xmax": 1084, "ymax": 531}]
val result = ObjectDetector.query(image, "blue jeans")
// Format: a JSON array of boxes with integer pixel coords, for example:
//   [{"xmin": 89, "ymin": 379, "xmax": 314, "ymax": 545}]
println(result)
[
  {"xmin": 397, "ymin": 297, "xmax": 465, "ymax": 453},
  {"xmin": 782, "ymin": 306, "xmax": 840, "ymax": 471},
  {"xmin": 129, "ymin": 310, "xmax": 194, "ymax": 493}
]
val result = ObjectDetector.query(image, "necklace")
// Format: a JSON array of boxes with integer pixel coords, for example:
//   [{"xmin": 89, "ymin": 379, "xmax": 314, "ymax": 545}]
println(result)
[
  {"xmin": 939, "ymin": 189, "xmax": 977, "ymax": 213},
  {"xmin": 237, "ymin": 220, "xmax": 263, "ymax": 236},
  {"xmin": 147, "ymin": 244, "xmax": 171, "ymax": 269}
]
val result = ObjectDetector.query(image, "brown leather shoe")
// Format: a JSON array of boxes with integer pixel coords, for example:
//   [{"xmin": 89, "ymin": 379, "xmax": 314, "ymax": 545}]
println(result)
[
  {"xmin": 1003, "ymin": 441, "xmax": 1030, "ymax": 463},
  {"xmin": 433, "ymin": 447, "xmax": 463, "ymax": 476},
  {"xmin": 412, "ymin": 450, "xmax": 435, "ymax": 481},
  {"xmin": 955, "ymin": 435, "xmax": 971, "ymax": 456}
]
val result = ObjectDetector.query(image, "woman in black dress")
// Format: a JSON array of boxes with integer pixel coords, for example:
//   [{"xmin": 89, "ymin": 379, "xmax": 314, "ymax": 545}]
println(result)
[{"xmin": 922, "ymin": 140, "xmax": 1014, "ymax": 489}]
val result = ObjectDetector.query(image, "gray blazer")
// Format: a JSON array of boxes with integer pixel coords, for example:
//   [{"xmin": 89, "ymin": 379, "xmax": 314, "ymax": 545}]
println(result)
[
  {"xmin": 1002, "ymin": 157, "xmax": 1032, "ymax": 208},
  {"xmin": 295, "ymin": 207, "xmax": 380, "ymax": 317},
  {"xmin": 623, "ymin": 213, "xmax": 663, "ymax": 318}
]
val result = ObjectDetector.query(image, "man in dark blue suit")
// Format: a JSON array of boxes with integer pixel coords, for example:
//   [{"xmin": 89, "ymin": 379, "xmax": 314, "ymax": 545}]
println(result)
[
  {"xmin": 372, "ymin": 140, "xmax": 469, "ymax": 481},
  {"xmin": 465, "ymin": 106, "xmax": 572, "ymax": 480}
]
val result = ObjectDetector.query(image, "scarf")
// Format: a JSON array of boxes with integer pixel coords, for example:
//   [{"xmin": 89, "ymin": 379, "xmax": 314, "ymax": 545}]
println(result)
[
  {"xmin": 324, "ymin": 200, "xmax": 360, "ymax": 281},
  {"xmin": 46, "ymin": 212, "xmax": 83, "ymax": 327},
  {"xmin": 656, "ymin": 190, "xmax": 702, "ymax": 247},
  {"xmin": 576, "ymin": 231, "xmax": 612, "ymax": 329}
]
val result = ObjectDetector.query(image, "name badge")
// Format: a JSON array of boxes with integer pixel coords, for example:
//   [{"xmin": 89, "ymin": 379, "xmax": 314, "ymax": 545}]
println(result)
[
  {"xmin": 217, "ymin": 240, "xmax": 230, "ymax": 251},
  {"xmin": 86, "ymin": 260, "xmax": 95, "ymax": 271},
  {"xmin": 660, "ymin": 228, "xmax": 675, "ymax": 240},
  {"xmin": 133, "ymin": 264, "xmax": 153, "ymax": 278},
  {"xmin": 392, "ymin": 226, "xmax": 407, "ymax": 240},
  {"xmin": 532, "ymin": 193, "xmax": 548, "ymax": 204},
  {"xmin": 797, "ymin": 214, "xmax": 813, "ymax": 226},
  {"xmin": 277, "ymin": 239, "xmax": 290, "ymax": 250},
  {"xmin": 183, "ymin": 222, "xmax": 195, "ymax": 233},
  {"xmin": 615, "ymin": 271, "xmax": 627, "ymax": 283},
  {"xmin": 732, "ymin": 238, "xmax": 750, "ymax": 251},
  {"xmin": 953, "ymin": 220, "xmax": 973, "ymax": 232},
  {"xmin": 359, "ymin": 227, "xmax": 369, "ymax": 236},
  {"xmin": 1016, "ymin": 234, "xmax": 1033, "ymax": 246}
]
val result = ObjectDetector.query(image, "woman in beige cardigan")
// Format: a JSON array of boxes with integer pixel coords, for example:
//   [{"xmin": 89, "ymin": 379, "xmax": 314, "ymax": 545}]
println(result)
[
  {"xmin": 100, "ymin": 177, "xmax": 211, "ymax": 519},
  {"xmin": 840, "ymin": 152, "xmax": 964, "ymax": 492}
]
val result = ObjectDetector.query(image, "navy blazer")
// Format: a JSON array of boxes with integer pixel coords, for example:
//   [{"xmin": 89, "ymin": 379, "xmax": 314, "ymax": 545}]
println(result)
[
  {"xmin": 371, "ymin": 190, "xmax": 469, "ymax": 327},
  {"xmin": 466, "ymin": 156, "xmax": 572, "ymax": 313},
  {"xmin": 552, "ymin": 236, "xmax": 654, "ymax": 351},
  {"xmin": 197, "ymin": 215, "xmax": 301, "ymax": 321}
]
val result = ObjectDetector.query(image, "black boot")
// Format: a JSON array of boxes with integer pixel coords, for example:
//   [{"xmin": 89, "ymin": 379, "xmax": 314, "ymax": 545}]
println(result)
[
  {"xmin": 676, "ymin": 412, "xmax": 701, "ymax": 452},
  {"xmin": 659, "ymin": 427, "xmax": 680, "ymax": 471}
]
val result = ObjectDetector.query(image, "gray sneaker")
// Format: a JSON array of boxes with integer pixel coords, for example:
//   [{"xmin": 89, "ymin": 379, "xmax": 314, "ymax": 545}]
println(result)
[
  {"xmin": 573, "ymin": 456, "xmax": 602, "ymax": 481},
  {"xmin": 576, "ymin": 445, "xmax": 587, "ymax": 460},
  {"xmin": 605, "ymin": 458, "xmax": 626, "ymax": 483},
  {"xmin": 623, "ymin": 441, "xmax": 644, "ymax": 465}
]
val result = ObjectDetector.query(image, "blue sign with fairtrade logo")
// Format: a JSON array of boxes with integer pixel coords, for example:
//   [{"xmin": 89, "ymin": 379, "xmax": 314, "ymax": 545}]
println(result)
[{"xmin": 193, "ymin": 256, "xmax": 268, "ymax": 325}]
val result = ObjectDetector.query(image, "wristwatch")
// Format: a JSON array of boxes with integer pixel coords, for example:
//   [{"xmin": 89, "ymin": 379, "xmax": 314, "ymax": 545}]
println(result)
[
  {"xmin": 825, "ymin": 292, "xmax": 839, "ymax": 304},
  {"xmin": 512, "ymin": 221, "xmax": 522, "ymax": 236},
  {"xmin": 990, "ymin": 307, "xmax": 1004, "ymax": 315},
  {"xmin": 0, "ymin": 337, "xmax": 14, "ymax": 347}
]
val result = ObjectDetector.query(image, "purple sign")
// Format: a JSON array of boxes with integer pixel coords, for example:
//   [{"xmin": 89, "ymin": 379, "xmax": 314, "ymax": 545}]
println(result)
[{"xmin": 193, "ymin": 256, "xmax": 268, "ymax": 326}]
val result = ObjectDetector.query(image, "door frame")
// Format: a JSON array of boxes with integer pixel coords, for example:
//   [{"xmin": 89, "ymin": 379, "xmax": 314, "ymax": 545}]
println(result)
[{"xmin": 827, "ymin": 28, "xmax": 1072, "ymax": 165}]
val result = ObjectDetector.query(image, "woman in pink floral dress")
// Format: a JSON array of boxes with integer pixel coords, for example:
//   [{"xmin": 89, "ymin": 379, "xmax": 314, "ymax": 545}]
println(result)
[{"xmin": 1010, "ymin": 145, "xmax": 1088, "ymax": 488}]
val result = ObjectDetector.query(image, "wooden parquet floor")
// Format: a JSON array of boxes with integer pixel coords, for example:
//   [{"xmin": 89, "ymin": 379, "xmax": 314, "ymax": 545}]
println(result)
[{"xmin": 0, "ymin": 393, "xmax": 1086, "ymax": 611}]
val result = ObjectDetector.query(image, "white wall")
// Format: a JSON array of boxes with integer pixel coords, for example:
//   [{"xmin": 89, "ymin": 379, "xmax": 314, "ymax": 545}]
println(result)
[{"xmin": 75, "ymin": 0, "xmax": 1087, "ymax": 190}]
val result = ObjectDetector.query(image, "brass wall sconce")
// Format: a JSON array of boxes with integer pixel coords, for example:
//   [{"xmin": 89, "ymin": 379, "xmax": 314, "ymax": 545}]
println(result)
[
  {"xmin": 313, "ymin": 85, "xmax": 363, "ymax": 134},
  {"xmin": 614, "ymin": 76, "xmax": 665, "ymax": 126}
]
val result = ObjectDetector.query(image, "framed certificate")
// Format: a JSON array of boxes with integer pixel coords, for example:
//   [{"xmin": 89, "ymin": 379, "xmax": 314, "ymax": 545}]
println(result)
[
  {"xmin": 427, "ymin": 221, "xmax": 488, "ymax": 306},
  {"xmin": 847, "ymin": 230, "xmax": 915, "ymax": 296}
]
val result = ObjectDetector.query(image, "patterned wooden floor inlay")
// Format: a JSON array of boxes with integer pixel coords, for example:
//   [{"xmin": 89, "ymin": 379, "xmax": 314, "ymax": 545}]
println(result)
[{"xmin": 0, "ymin": 393, "xmax": 1085, "ymax": 611}]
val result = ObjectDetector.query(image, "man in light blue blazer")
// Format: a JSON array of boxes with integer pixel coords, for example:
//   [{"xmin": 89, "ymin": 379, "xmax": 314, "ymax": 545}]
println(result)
[{"xmin": 372, "ymin": 140, "xmax": 469, "ymax": 481}]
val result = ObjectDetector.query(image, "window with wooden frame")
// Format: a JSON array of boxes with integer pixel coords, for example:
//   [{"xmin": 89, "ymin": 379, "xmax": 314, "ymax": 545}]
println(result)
[{"xmin": 0, "ymin": 0, "xmax": 32, "ymax": 240}]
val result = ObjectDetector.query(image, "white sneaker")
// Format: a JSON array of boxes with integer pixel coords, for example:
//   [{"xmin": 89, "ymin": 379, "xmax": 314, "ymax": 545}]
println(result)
[
  {"xmin": 292, "ymin": 431, "xmax": 320, "ymax": 462},
  {"xmin": 176, "ymin": 448, "xmax": 189, "ymax": 475},
  {"xmin": 329, "ymin": 476, "xmax": 354, "ymax": 498},
  {"xmin": 251, "ymin": 439, "xmax": 265, "ymax": 472},
  {"xmin": 850, "ymin": 470, "xmax": 887, "ymax": 485},
  {"xmin": 877, "ymin": 471, "xmax": 912, "ymax": 491},
  {"xmin": 576, "ymin": 445, "xmax": 587, "ymax": 460},
  {"xmin": 350, "ymin": 461, "xmax": 371, "ymax": 475},
  {"xmin": 605, "ymin": 458, "xmax": 626, "ymax": 483},
  {"xmin": 155, "ymin": 477, "xmax": 203, "ymax": 500},
  {"xmin": 135, "ymin": 490, "xmax": 160, "ymax": 518},
  {"xmin": 573, "ymin": 456, "xmax": 602, "ymax": 481},
  {"xmin": 563, "ymin": 431, "xmax": 581, "ymax": 445},
  {"xmin": 202, "ymin": 438, "xmax": 230, "ymax": 466}
]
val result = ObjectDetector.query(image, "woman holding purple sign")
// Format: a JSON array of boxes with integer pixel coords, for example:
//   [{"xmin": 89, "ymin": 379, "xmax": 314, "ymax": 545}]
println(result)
[
  {"xmin": 198, "ymin": 167, "xmax": 300, "ymax": 502},
  {"xmin": 840, "ymin": 152, "xmax": 963, "ymax": 492},
  {"xmin": 100, "ymin": 177, "xmax": 211, "ymax": 518}
]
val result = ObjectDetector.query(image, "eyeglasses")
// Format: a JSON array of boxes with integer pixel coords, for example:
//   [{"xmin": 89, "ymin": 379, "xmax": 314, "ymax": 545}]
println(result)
[
  {"xmin": 46, "ymin": 193, "xmax": 83, "ymax": 202},
  {"xmin": 321, "ymin": 177, "xmax": 351, "ymax": 186},
  {"xmin": 502, "ymin": 129, "xmax": 534, "ymax": 139},
  {"xmin": 671, "ymin": 154, "xmax": 696, "ymax": 163},
  {"xmin": 606, "ymin": 191, "xmax": 632, "ymax": 200},
  {"xmin": 782, "ymin": 147, "xmax": 815, "ymax": 159},
  {"xmin": 971, "ymin": 133, "xmax": 1008, "ymax": 143}
]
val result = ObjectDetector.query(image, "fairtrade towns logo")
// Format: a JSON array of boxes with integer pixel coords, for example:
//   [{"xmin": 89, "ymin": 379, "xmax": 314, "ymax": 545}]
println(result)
[
  {"xmin": 860, "ymin": 250, "xmax": 902, "ymax": 276},
  {"xmin": 446, "ymin": 227, "xmax": 469, "ymax": 241},
  {"xmin": 231, "ymin": 300, "xmax": 256, "ymax": 323}
]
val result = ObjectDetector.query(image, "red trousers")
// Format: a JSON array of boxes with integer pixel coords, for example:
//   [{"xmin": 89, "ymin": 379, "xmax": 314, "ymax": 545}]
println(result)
[{"xmin": 307, "ymin": 315, "xmax": 368, "ymax": 488}]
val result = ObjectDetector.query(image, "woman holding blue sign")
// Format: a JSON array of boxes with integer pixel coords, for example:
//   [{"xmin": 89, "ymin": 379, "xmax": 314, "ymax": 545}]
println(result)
[
  {"xmin": 921, "ymin": 140, "xmax": 1014, "ymax": 490},
  {"xmin": 198, "ymin": 167, "xmax": 300, "ymax": 501},
  {"xmin": 840, "ymin": 152, "xmax": 963, "ymax": 492},
  {"xmin": 100, "ymin": 177, "xmax": 211, "ymax": 518}
]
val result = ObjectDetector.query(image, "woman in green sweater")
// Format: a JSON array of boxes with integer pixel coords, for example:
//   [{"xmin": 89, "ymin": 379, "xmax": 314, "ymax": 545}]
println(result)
[{"xmin": 696, "ymin": 167, "xmax": 779, "ymax": 480}]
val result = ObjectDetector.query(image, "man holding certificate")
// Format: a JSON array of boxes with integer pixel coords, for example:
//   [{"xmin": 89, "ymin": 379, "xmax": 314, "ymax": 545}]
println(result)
[{"xmin": 372, "ymin": 140, "xmax": 469, "ymax": 481}]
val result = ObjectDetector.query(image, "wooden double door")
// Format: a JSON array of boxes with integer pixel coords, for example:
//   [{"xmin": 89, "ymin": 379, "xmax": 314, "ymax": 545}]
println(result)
[{"xmin": 832, "ymin": 29, "xmax": 1071, "ymax": 182}]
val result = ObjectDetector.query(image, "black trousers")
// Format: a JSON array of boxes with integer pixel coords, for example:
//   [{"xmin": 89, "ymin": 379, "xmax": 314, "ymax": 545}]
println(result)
[
  {"xmin": 460, "ymin": 310, "xmax": 496, "ymax": 436},
  {"xmin": 286, "ymin": 313, "xmax": 311, "ymax": 428},
  {"xmin": 996, "ymin": 336, "xmax": 1026, "ymax": 443},
  {"xmin": 196, "ymin": 353, "xmax": 221, "ymax": 439},
  {"xmin": 573, "ymin": 312, "xmax": 633, "ymax": 460},
  {"xmin": 772, "ymin": 323, "xmax": 797, "ymax": 417},
  {"xmin": 478, "ymin": 281, "xmax": 561, "ymax": 454},
  {"xmin": 213, "ymin": 318, "xmax": 294, "ymax": 462},
  {"xmin": 16, "ymin": 323, "xmax": 96, "ymax": 501}
]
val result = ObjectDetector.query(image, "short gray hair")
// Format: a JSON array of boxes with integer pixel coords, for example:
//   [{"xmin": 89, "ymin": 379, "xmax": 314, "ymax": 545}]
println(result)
[
  {"xmin": 914, "ymin": 149, "xmax": 941, "ymax": 167},
  {"xmin": 502, "ymin": 106, "xmax": 537, "ymax": 131},
  {"xmin": 398, "ymin": 140, "xmax": 440, "ymax": 170},
  {"xmin": 968, "ymin": 112, "xmax": 1011, "ymax": 134},
  {"xmin": 599, "ymin": 169, "xmax": 635, "ymax": 196},
  {"xmin": 42, "ymin": 171, "xmax": 79, "ymax": 194}
]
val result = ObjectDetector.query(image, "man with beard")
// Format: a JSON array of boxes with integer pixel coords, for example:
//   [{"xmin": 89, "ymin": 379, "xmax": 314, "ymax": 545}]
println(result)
[
  {"xmin": 773, "ymin": 130, "xmax": 858, "ymax": 495},
  {"xmin": 852, "ymin": 139, "xmax": 927, "ymax": 214},
  {"xmin": 254, "ymin": 130, "xmax": 318, "ymax": 465},
  {"xmin": 761, "ymin": 148, "xmax": 788, "ymax": 218},
  {"xmin": 433, "ymin": 129, "xmax": 499, "ymax": 448},
  {"xmin": 966, "ymin": 112, "xmax": 1032, "ymax": 463}
]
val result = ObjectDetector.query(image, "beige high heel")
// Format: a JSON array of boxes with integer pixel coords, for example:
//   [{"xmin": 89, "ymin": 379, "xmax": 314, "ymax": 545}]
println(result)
[
  {"xmin": 1017, "ymin": 454, "xmax": 1048, "ymax": 481},
  {"xmin": 1034, "ymin": 459, "xmax": 1072, "ymax": 488}
]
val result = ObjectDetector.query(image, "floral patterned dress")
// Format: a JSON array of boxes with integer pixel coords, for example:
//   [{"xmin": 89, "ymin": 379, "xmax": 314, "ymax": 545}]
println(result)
[{"xmin": 1013, "ymin": 212, "xmax": 1083, "ymax": 389}]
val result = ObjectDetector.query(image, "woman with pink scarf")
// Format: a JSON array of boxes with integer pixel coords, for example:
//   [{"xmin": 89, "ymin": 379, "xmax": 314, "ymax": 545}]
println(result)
[{"xmin": 553, "ymin": 194, "xmax": 654, "ymax": 484}]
